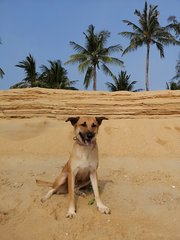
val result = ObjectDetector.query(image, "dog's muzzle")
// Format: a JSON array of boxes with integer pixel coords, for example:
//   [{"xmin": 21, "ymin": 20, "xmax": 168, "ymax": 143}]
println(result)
[{"xmin": 79, "ymin": 131, "xmax": 95, "ymax": 146}]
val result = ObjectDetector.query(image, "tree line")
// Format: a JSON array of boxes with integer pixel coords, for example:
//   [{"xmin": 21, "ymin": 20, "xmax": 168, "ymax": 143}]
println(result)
[{"xmin": 1, "ymin": 2, "xmax": 180, "ymax": 91}]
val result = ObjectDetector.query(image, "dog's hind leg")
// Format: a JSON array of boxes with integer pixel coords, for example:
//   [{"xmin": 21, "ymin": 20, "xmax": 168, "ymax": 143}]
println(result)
[
  {"xmin": 41, "ymin": 189, "xmax": 56, "ymax": 202},
  {"xmin": 41, "ymin": 172, "xmax": 68, "ymax": 203}
]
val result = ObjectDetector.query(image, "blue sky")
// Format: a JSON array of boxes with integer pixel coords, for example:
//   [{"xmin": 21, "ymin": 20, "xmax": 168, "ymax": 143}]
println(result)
[{"xmin": 0, "ymin": 0, "xmax": 179, "ymax": 91}]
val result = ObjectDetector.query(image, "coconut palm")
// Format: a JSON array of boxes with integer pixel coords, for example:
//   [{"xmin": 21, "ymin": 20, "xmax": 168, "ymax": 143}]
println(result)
[
  {"xmin": 66, "ymin": 24, "xmax": 123, "ymax": 90},
  {"xmin": 166, "ymin": 16, "xmax": 180, "ymax": 82},
  {"xmin": 119, "ymin": 1, "xmax": 179, "ymax": 91},
  {"xmin": 172, "ymin": 54, "xmax": 180, "ymax": 81},
  {"xmin": 14, "ymin": 54, "xmax": 38, "ymax": 88},
  {"xmin": 166, "ymin": 54, "xmax": 180, "ymax": 90},
  {"xmin": 40, "ymin": 60, "xmax": 77, "ymax": 89},
  {"xmin": 106, "ymin": 70, "xmax": 142, "ymax": 92}
]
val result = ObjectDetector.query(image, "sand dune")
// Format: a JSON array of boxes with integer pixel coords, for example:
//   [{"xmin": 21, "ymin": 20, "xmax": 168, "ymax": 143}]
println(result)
[{"xmin": 0, "ymin": 88, "xmax": 180, "ymax": 240}]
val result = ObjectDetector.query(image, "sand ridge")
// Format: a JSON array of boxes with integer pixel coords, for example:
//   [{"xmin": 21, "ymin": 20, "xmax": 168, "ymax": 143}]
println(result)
[{"xmin": 0, "ymin": 88, "xmax": 180, "ymax": 119}]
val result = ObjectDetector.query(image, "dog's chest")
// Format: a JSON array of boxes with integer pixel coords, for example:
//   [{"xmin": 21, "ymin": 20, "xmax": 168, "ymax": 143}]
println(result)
[
  {"xmin": 72, "ymin": 145, "xmax": 98, "ymax": 172},
  {"xmin": 76, "ymin": 157, "xmax": 97, "ymax": 181},
  {"xmin": 78, "ymin": 150, "xmax": 97, "ymax": 168}
]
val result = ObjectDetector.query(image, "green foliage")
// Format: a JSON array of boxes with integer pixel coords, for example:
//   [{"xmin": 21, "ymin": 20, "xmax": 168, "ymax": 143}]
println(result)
[
  {"xmin": 39, "ymin": 60, "xmax": 77, "ymax": 89},
  {"xmin": 166, "ymin": 54, "xmax": 180, "ymax": 90},
  {"xmin": 119, "ymin": 1, "xmax": 179, "ymax": 91},
  {"xmin": 166, "ymin": 81, "xmax": 180, "ymax": 90},
  {"xmin": 166, "ymin": 16, "xmax": 180, "ymax": 40},
  {"xmin": 5, "ymin": 11, "xmax": 180, "ymax": 91},
  {"xmin": 88, "ymin": 198, "xmax": 95, "ymax": 206},
  {"xmin": 11, "ymin": 55, "xmax": 77, "ymax": 90},
  {"xmin": 172, "ymin": 54, "xmax": 180, "ymax": 81},
  {"xmin": 106, "ymin": 70, "xmax": 142, "ymax": 92},
  {"xmin": 14, "ymin": 54, "xmax": 38, "ymax": 88},
  {"xmin": 66, "ymin": 24, "xmax": 123, "ymax": 90}
]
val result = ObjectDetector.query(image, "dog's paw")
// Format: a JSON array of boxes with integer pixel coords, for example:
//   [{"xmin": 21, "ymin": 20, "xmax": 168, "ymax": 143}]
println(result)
[
  {"xmin": 75, "ymin": 190, "xmax": 86, "ymax": 198},
  {"xmin": 97, "ymin": 205, "xmax": 111, "ymax": 214},
  {"xmin": 66, "ymin": 209, "xmax": 76, "ymax": 219},
  {"xmin": 40, "ymin": 197, "xmax": 47, "ymax": 203}
]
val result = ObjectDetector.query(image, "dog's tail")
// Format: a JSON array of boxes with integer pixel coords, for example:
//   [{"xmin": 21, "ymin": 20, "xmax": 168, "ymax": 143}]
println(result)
[{"xmin": 36, "ymin": 179, "xmax": 53, "ymax": 187}]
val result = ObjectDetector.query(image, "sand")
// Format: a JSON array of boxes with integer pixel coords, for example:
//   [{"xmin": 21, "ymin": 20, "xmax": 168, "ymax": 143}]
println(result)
[{"xmin": 0, "ymin": 88, "xmax": 180, "ymax": 240}]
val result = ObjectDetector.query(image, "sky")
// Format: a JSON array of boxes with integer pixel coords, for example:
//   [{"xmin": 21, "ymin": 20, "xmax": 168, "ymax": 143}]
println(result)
[{"xmin": 0, "ymin": 0, "xmax": 179, "ymax": 91}]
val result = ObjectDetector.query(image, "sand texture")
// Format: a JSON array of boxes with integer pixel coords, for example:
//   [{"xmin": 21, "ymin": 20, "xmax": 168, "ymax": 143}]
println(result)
[{"xmin": 0, "ymin": 88, "xmax": 180, "ymax": 240}]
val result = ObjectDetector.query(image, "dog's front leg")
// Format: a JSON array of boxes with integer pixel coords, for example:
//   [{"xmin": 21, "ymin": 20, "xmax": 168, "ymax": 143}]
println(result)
[
  {"xmin": 90, "ymin": 171, "xmax": 111, "ymax": 214},
  {"xmin": 66, "ymin": 171, "xmax": 76, "ymax": 218}
]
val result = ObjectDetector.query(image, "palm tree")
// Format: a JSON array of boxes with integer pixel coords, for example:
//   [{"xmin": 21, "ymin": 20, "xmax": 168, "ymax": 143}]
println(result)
[
  {"xmin": 119, "ymin": 1, "xmax": 179, "ymax": 91},
  {"xmin": 166, "ymin": 16, "xmax": 180, "ymax": 88},
  {"xmin": 40, "ymin": 60, "xmax": 77, "ymax": 89},
  {"xmin": 106, "ymin": 70, "xmax": 142, "ymax": 92},
  {"xmin": 14, "ymin": 54, "xmax": 38, "ymax": 87},
  {"xmin": 166, "ymin": 54, "xmax": 180, "ymax": 90},
  {"xmin": 172, "ymin": 54, "xmax": 180, "ymax": 81},
  {"xmin": 66, "ymin": 24, "xmax": 123, "ymax": 90}
]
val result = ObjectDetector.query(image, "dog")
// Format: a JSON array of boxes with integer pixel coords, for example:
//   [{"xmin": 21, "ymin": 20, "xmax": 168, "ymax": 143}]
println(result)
[{"xmin": 36, "ymin": 116, "xmax": 110, "ymax": 218}]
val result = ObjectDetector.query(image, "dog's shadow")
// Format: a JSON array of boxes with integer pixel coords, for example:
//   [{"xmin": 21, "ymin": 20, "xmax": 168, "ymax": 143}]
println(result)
[{"xmin": 99, "ymin": 179, "xmax": 113, "ymax": 194}]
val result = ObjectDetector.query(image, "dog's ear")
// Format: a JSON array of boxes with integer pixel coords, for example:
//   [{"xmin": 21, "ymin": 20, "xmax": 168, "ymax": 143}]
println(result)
[
  {"xmin": 65, "ymin": 117, "xmax": 80, "ymax": 126},
  {"xmin": 96, "ymin": 117, "xmax": 108, "ymax": 126}
]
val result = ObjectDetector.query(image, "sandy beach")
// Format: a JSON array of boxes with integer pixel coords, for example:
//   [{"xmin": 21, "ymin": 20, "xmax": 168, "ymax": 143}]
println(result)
[{"xmin": 0, "ymin": 88, "xmax": 180, "ymax": 240}]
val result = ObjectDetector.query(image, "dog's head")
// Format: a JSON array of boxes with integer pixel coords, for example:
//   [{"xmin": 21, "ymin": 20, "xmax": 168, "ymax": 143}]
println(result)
[{"xmin": 66, "ymin": 116, "xmax": 108, "ymax": 146}]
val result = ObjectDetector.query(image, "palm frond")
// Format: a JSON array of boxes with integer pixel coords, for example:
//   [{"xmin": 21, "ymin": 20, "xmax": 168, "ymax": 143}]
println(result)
[
  {"xmin": 101, "ymin": 64, "xmax": 116, "ymax": 80},
  {"xmin": 69, "ymin": 41, "xmax": 88, "ymax": 54},
  {"xmin": 153, "ymin": 27, "xmax": 180, "ymax": 46},
  {"xmin": 152, "ymin": 40, "xmax": 164, "ymax": 58},
  {"xmin": 122, "ymin": 20, "xmax": 143, "ymax": 34},
  {"xmin": 65, "ymin": 53, "xmax": 88, "ymax": 65},
  {"xmin": 98, "ymin": 30, "xmax": 111, "ymax": 46},
  {"xmin": 123, "ymin": 39, "xmax": 144, "ymax": 55},
  {"xmin": 127, "ymin": 80, "xmax": 138, "ymax": 91},
  {"xmin": 119, "ymin": 31, "xmax": 138, "ymax": 39},
  {"xmin": 0, "ymin": 68, "xmax": 5, "ymax": 78},
  {"xmin": 106, "ymin": 44, "xmax": 123, "ymax": 54},
  {"xmin": 106, "ymin": 82, "xmax": 117, "ymax": 91},
  {"xmin": 78, "ymin": 60, "xmax": 91, "ymax": 73},
  {"xmin": 108, "ymin": 57, "xmax": 124, "ymax": 67}
]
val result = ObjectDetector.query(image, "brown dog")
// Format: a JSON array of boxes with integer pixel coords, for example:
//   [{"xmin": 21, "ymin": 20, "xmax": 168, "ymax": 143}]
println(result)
[{"xmin": 36, "ymin": 116, "xmax": 110, "ymax": 218}]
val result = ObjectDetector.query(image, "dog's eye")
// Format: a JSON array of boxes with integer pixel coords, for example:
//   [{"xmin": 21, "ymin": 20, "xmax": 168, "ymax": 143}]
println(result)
[
  {"xmin": 92, "ymin": 123, "xmax": 97, "ymax": 128},
  {"xmin": 81, "ymin": 122, "xmax": 87, "ymax": 127}
]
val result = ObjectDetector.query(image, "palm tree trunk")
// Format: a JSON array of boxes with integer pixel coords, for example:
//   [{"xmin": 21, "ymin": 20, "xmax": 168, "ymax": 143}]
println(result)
[
  {"xmin": 145, "ymin": 43, "xmax": 150, "ymax": 91},
  {"xmin": 93, "ymin": 65, "xmax": 97, "ymax": 91}
]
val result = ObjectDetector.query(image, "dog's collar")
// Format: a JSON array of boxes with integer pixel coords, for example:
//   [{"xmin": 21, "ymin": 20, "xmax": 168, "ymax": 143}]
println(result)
[{"xmin": 73, "ymin": 136, "xmax": 87, "ymax": 146}]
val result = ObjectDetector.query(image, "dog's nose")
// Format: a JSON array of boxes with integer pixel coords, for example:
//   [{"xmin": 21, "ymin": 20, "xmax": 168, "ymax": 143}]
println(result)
[{"xmin": 86, "ymin": 132, "xmax": 94, "ymax": 139}]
